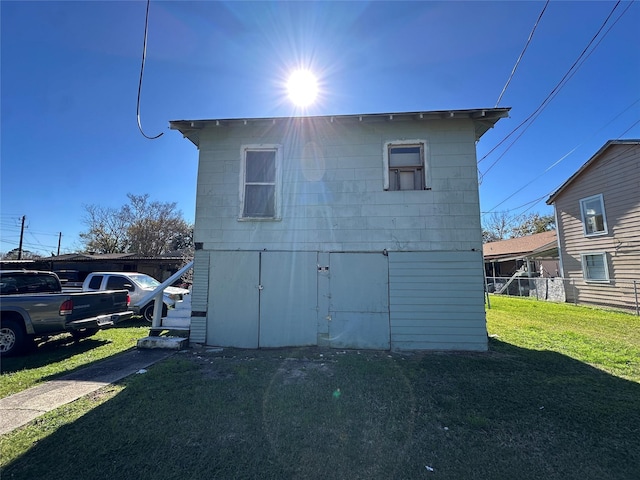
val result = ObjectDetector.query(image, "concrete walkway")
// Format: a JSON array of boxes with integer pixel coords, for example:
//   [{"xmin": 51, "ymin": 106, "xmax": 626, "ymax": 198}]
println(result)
[{"xmin": 0, "ymin": 348, "xmax": 175, "ymax": 435}]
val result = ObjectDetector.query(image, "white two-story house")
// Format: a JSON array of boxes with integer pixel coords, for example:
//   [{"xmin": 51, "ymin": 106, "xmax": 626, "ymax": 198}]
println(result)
[{"xmin": 171, "ymin": 108, "xmax": 509, "ymax": 351}]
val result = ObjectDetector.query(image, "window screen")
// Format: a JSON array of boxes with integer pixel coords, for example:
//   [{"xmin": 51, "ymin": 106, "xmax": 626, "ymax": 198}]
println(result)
[
  {"xmin": 582, "ymin": 253, "xmax": 609, "ymax": 281},
  {"xmin": 243, "ymin": 150, "xmax": 277, "ymax": 218}
]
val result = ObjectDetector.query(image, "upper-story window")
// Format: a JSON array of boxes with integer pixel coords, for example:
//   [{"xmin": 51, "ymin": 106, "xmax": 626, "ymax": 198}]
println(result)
[
  {"xmin": 240, "ymin": 145, "xmax": 281, "ymax": 220},
  {"xmin": 579, "ymin": 194, "xmax": 608, "ymax": 236},
  {"xmin": 383, "ymin": 140, "xmax": 429, "ymax": 191}
]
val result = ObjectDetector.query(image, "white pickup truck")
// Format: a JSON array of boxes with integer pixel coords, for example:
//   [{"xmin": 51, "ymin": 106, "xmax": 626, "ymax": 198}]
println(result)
[{"xmin": 82, "ymin": 272, "xmax": 189, "ymax": 322}]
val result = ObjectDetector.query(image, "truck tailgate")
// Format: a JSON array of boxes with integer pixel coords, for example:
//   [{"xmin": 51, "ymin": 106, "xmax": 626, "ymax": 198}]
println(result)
[{"xmin": 65, "ymin": 290, "xmax": 130, "ymax": 323}]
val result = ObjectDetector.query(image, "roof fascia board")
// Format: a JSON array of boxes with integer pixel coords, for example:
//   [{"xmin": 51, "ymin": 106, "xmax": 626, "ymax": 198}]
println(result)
[
  {"xmin": 169, "ymin": 108, "xmax": 510, "ymax": 147},
  {"xmin": 547, "ymin": 139, "xmax": 640, "ymax": 204}
]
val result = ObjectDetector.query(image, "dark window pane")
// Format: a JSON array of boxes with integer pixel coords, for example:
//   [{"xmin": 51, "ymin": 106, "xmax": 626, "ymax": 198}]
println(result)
[
  {"xmin": 244, "ymin": 185, "xmax": 275, "ymax": 217},
  {"xmin": 88, "ymin": 276, "xmax": 103, "ymax": 290},
  {"xmin": 389, "ymin": 146, "xmax": 421, "ymax": 167},
  {"xmin": 107, "ymin": 276, "xmax": 133, "ymax": 291},
  {"xmin": 246, "ymin": 151, "xmax": 276, "ymax": 182}
]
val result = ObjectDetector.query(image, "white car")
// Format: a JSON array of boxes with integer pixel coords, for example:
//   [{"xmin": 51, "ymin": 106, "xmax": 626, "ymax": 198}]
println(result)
[{"xmin": 82, "ymin": 272, "xmax": 189, "ymax": 322}]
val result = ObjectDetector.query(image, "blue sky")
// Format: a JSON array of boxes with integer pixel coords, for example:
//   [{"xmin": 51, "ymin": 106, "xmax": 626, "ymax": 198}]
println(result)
[{"xmin": 1, "ymin": 0, "xmax": 639, "ymax": 256}]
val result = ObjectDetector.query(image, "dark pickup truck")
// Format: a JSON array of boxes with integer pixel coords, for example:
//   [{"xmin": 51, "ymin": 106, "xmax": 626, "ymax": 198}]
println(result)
[{"xmin": 0, "ymin": 270, "xmax": 133, "ymax": 356}]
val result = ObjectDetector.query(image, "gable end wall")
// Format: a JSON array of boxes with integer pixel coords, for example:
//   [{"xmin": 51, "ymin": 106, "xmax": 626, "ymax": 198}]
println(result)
[
  {"xmin": 553, "ymin": 143, "xmax": 640, "ymax": 310},
  {"xmin": 192, "ymin": 117, "xmax": 488, "ymax": 350}
]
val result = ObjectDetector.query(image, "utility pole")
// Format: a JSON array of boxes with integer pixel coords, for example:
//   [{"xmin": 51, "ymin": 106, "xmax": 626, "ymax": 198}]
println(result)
[
  {"xmin": 57, "ymin": 232, "xmax": 62, "ymax": 256},
  {"xmin": 18, "ymin": 215, "xmax": 26, "ymax": 260}
]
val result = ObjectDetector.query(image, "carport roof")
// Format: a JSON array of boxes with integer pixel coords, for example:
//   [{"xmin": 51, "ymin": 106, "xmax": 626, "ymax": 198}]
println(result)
[{"xmin": 483, "ymin": 230, "xmax": 558, "ymax": 261}]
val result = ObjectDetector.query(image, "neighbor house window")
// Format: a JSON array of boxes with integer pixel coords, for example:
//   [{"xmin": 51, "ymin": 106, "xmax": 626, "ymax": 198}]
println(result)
[
  {"xmin": 580, "ymin": 194, "xmax": 608, "ymax": 236},
  {"xmin": 581, "ymin": 252, "xmax": 609, "ymax": 282},
  {"xmin": 240, "ymin": 145, "xmax": 281, "ymax": 220},
  {"xmin": 383, "ymin": 140, "xmax": 428, "ymax": 191}
]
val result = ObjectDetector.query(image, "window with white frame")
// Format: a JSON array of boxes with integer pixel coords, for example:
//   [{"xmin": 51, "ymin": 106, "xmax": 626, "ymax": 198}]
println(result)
[
  {"xmin": 240, "ymin": 146, "xmax": 280, "ymax": 220},
  {"xmin": 383, "ymin": 140, "xmax": 428, "ymax": 191},
  {"xmin": 579, "ymin": 194, "xmax": 608, "ymax": 236},
  {"xmin": 581, "ymin": 252, "xmax": 609, "ymax": 282}
]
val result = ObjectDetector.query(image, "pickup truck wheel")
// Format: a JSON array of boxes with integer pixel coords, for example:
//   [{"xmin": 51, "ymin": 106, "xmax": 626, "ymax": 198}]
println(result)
[
  {"xmin": 142, "ymin": 302, "xmax": 168, "ymax": 323},
  {"xmin": 0, "ymin": 319, "xmax": 26, "ymax": 357},
  {"xmin": 71, "ymin": 328, "xmax": 99, "ymax": 340}
]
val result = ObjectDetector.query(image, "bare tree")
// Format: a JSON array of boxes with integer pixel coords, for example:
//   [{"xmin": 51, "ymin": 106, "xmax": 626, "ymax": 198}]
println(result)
[
  {"xmin": 122, "ymin": 194, "xmax": 192, "ymax": 256},
  {"xmin": 79, "ymin": 194, "xmax": 192, "ymax": 256},
  {"xmin": 483, "ymin": 211, "xmax": 555, "ymax": 243},
  {"xmin": 79, "ymin": 204, "xmax": 129, "ymax": 253},
  {"xmin": 1, "ymin": 248, "xmax": 41, "ymax": 260},
  {"xmin": 482, "ymin": 211, "xmax": 516, "ymax": 243}
]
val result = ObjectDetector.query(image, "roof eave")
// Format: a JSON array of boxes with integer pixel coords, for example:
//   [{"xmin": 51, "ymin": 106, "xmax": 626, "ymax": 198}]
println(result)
[
  {"xmin": 170, "ymin": 108, "xmax": 511, "ymax": 148},
  {"xmin": 547, "ymin": 139, "xmax": 640, "ymax": 204}
]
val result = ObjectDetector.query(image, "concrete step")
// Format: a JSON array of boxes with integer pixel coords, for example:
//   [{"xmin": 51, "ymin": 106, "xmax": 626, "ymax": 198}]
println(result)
[
  {"xmin": 137, "ymin": 336, "xmax": 188, "ymax": 350},
  {"xmin": 161, "ymin": 317, "xmax": 190, "ymax": 328}
]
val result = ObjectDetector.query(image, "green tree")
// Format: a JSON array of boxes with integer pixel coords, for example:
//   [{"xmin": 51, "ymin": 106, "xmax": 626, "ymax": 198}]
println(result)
[
  {"xmin": 511, "ymin": 213, "xmax": 555, "ymax": 237},
  {"xmin": 483, "ymin": 211, "xmax": 555, "ymax": 243}
]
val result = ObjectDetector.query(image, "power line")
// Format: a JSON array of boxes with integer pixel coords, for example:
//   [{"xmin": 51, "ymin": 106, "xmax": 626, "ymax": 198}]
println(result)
[
  {"xmin": 136, "ymin": 0, "xmax": 163, "ymax": 140},
  {"xmin": 481, "ymin": 102, "xmax": 640, "ymax": 216},
  {"xmin": 482, "ymin": 138, "xmax": 640, "ymax": 218},
  {"xmin": 481, "ymin": 194, "xmax": 550, "ymax": 216},
  {"xmin": 495, "ymin": 0, "xmax": 550, "ymax": 107},
  {"xmin": 478, "ymin": 1, "xmax": 626, "ymax": 171}
]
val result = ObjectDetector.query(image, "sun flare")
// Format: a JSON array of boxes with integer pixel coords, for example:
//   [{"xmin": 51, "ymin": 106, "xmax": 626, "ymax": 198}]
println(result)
[{"xmin": 287, "ymin": 69, "xmax": 318, "ymax": 107}]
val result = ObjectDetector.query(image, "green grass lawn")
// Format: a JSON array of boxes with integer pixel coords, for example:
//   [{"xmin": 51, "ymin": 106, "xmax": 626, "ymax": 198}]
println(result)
[
  {"xmin": 1, "ymin": 297, "xmax": 639, "ymax": 479},
  {"xmin": 0, "ymin": 317, "xmax": 150, "ymax": 398},
  {"xmin": 486, "ymin": 296, "xmax": 640, "ymax": 381}
]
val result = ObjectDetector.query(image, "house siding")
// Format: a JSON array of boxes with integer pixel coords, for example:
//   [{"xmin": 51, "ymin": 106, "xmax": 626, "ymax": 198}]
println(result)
[
  {"xmin": 553, "ymin": 143, "xmax": 640, "ymax": 311},
  {"xmin": 189, "ymin": 115, "xmax": 493, "ymax": 350},
  {"xmin": 188, "ymin": 249, "xmax": 210, "ymax": 344},
  {"xmin": 389, "ymin": 251, "xmax": 487, "ymax": 351},
  {"xmin": 194, "ymin": 118, "xmax": 483, "ymax": 254}
]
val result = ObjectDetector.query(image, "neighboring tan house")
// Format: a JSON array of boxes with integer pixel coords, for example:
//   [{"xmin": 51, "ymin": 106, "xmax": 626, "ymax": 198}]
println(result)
[
  {"xmin": 546, "ymin": 139, "xmax": 640, "ymax": 312},
  {"xmin": 483, "ymin": 230, "xmax": 559, "ymax": 279},
  {"xmin": 171, "ymin": 108, "xmax": 509, "ymax": 351}
]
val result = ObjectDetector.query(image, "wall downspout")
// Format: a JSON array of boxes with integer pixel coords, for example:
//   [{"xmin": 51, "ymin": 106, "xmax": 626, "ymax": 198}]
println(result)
[{"xmin": 552, "ymin": 205, "xmax": 564, "ymax": 277}]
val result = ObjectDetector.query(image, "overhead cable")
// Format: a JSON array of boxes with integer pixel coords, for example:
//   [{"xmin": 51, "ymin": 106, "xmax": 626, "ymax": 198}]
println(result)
[
  {"xmin": 483, "ymin": 132, "xmax": 640, "ymax": 217},
  {"xmin": 479, "ymin": 0, "xmax": 626, "ymax": 169},
  {"xmin": 495, "ymin": 0, "xmax": 550, "ymax": 107},
  {"xmin": 481, "ymin": 100, "xmax": 640, "ymax": 216},
  {"xmin": 136, "ymin": 0, "xmax": 163, "ymax": 140}
]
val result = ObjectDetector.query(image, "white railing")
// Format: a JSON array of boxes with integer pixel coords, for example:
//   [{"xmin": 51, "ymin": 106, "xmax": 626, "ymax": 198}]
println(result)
[{"xmin": 135, "ymin": 261, "xmax": 194, "ymax": 328}]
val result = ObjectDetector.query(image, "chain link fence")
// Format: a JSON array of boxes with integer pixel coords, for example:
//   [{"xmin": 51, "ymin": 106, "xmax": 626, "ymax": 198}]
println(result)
[{"xmin": 485, "ymin": 276, "xmax": 640, "ymax": 315}]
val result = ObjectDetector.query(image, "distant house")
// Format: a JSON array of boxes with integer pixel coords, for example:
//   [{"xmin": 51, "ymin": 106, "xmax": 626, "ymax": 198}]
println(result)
[
  {"xmin": 171, "ymin": 108, "xmax": 509, "ymax": 351},
  {"xmin": 483, "ymin": 230, "xmax": 559, "ymax": 279},
  {"xmin": 0, "ymin": 253, "xmax": 189, "ymax": 284},
  {"xmin": 546, "ymin": 139, "xmax": 640, "ymax": 312}
]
